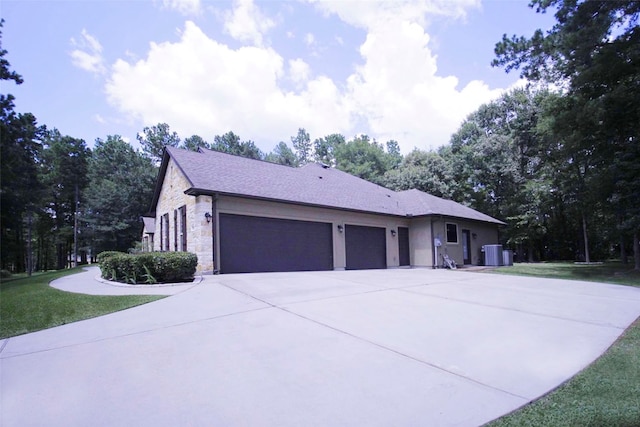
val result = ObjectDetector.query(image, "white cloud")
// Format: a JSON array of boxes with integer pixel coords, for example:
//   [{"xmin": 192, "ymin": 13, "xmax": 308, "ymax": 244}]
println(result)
[
  {"xmin": 70, "ymin": 29, "xmax": 106, "ymax": 75},
  {"xmin": 162, "ymin": 0, "xmax": 201, "ymax": 16},
  {"xmin": 304, "ymin": 33, "xmax": 315, "ymax": 46},
  {"xmin": 343, "ymin": 19, "xmax": 503, "ymax": 151},
  {"xmin": 309, "ymin": 0, "xmax": 480, "ymax": 29},
  {"xmin": 103, "ymin": 0, "xmax": 512, "ymax": 154},
  {"xmin": 223, "ymin": 0, "xmax": 275, "ymax": 46},
  {"xmin": 289, "ymin": 58, "xmax": 311, "ymax": 85},
  {"xmin": 105, "ymin": 22, "xmax": 351, "ymax": 148}
]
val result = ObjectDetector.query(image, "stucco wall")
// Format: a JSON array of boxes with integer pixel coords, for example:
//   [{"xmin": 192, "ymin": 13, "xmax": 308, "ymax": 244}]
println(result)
[{"xmin": 430, "ymin": 217, "xmax": 500, "ymax": 267}]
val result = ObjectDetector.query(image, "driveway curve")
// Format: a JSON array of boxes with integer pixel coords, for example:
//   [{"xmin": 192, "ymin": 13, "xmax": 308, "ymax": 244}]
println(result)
[{"xmin": 2, "ymin": 268, "xmax": 639, "ymax": 426}]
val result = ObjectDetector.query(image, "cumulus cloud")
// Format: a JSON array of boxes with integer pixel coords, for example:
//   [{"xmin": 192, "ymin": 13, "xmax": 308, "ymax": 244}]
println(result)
[
  {"xmin": 70, "ymin": 29, "xmax": 106, "ymax": 75},
  {"xmin": 162, "ymin": 0, "xmax": 201, "ymax": 16},
  {"xmin": 102, "ymin": 0, "xmax": 511, "ymax": 153},
  {"xmin": 343, "ymin": 19, "xmax": 503, "ymax": 151},
  {"xmin": 289, "ymin": 58, "xmax": 311, "ymax": 85},
  {"xmin": 223, "ymin": 0, "xmax": 275, "ymax": 46},
  {"xmin": 105, "ymin": 22, "xmax": 351, "ymax": 147}
]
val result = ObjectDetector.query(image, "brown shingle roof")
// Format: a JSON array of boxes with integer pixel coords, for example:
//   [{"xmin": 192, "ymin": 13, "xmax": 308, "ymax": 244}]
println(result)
[{"xmin": 161, "ymin": 146, "xmax": 504, "ymax": 224}]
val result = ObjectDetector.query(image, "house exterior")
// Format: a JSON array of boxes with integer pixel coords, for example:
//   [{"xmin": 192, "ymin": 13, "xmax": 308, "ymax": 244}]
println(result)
[{"xmin": 143, "ymin": 146, "xmax": 504, "ymax": 274}]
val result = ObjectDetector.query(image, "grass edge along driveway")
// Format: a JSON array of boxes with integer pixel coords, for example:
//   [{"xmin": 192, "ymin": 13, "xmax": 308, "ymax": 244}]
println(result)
[
  {"xmin": 0, "ymin": 268, "xmax": 164, "ymax": 339},
  {"xmin": 484, "ymin": 262, "xmax": 640, "ymax": 427},
  {"xmin": 486, "ymin": 316, "xmax": 640, "ymax": 427}
]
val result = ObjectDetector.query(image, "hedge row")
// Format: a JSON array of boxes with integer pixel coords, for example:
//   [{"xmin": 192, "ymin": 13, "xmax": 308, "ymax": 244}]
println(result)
[{"xmin": 98, "ymin": 251, "xmax": 198, "ymax": 284}]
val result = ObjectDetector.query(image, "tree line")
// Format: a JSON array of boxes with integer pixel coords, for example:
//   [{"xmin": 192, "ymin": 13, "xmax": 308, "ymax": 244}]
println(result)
[{"xmin": 1, "ymin": 1, "xmax": 638, "ymax": 272}]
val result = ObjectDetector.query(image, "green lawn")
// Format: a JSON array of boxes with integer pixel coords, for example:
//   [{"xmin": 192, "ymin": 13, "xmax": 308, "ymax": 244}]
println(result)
[
  {"xmin": 0, "ymin": 268, "xmax": 164, "ymax": 339},
  {"xmin": 491, "ymin": 261, "xmax": 640, "ymax": 287},
  {"xmin": 483, "ymin": 262, "xmax": 640, "ymax": 426}
]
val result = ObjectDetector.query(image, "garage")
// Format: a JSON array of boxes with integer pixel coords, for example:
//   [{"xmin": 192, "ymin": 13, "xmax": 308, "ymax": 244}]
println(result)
[
  {"xmin": 345, "ymin": 225, "xmax": 387, "ymax": 270},
  {"xmin": 219, "ymin": 214, "xmax": 333, "ymax": 274}
]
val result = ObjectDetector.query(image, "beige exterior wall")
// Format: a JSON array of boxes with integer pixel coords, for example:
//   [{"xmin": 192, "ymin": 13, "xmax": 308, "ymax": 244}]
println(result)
[
  {"xmin": 149, "ymin": 158, "xmax": 501, "ymax": 273},
  {"xmin": 430, "ymin": 217, "xmax": 500, "ymax": 267},
  {"xmin": 215, "ymin": 195, "xmax": 410, "ymax": 271}
]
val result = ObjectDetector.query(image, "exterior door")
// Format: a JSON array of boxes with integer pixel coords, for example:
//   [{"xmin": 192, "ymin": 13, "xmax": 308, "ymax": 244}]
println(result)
[
  {"xmin": 345, "ymin": 225, "xmax": 386, "ymax": 270},
  {"xmin": 219, "ymin": 214, "xmax": 333, "ymax": 273},
  {"xmin": 398, "ymin": 227, "xmax": 410, "ymax": 266},
  {"xmin": 462, "ymin": 229, "xmax": 472, "ymax": 265}
]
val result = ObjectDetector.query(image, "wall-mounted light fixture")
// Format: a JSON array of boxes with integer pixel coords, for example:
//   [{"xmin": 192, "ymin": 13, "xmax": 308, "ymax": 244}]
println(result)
[
  {"xmin": 472, "ymin": 233, "xmax": 477, "ymax": 240},
  {"xmin": 204, "ymin": 212, "xmax": 212, "ymax": 223},
  {"xmin": 390, "ymin": 229, "xmax": 397, "ymax": 237},
  {"xmin": 337, "ymin": 224, "xmax": 344, "ymax": 233}
]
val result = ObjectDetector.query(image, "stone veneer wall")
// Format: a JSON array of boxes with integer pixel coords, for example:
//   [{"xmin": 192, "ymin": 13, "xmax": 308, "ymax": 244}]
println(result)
[{"xmin": 154, "ymin": 158, "xmax": 214, "ymax": 273}]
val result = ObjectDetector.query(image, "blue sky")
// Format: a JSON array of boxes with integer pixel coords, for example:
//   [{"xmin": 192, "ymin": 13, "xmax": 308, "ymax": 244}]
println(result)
[{"xmin": 2, "ymin": 0, "xmax": 555, "ymax": 154}]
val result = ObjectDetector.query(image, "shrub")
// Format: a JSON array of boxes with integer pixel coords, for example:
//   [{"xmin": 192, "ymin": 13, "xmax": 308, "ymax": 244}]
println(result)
[
  {"xmin": 96, "ymin": 251, "xmax": 125, "ymax": 264},
  {"xmin": 98, "ymin": 252, "xmax": 198, "ymax": 284},
  {"xmin": 0, "ymin": 270, "xmax": 11, "ymax": 279}
]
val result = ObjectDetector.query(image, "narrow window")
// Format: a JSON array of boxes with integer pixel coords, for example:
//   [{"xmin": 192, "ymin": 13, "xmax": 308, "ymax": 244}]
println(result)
[
  {"xmin": 163, "ymin": 213, "xmax": 170, "ymax": 251},
  {"xmin": 446, "ymin": 223, "xmax": 458, "ymax": 244},
  {"xmin": 174, "ymin": 210, "xmax": 178, "ymax": 251},
  {"xmin": 179, "ymin": 205, "xmax": 187, "ymax": 251}
]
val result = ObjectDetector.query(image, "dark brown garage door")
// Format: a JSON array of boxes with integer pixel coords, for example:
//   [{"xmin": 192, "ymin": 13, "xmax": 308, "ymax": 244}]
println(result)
[
  {"xmin": 219, "ymin": 214, "xmax": 333, "ymax": 274},
  {"xmin": 345, "ymin": 225, "xmax": 386, "ymax": 270}
]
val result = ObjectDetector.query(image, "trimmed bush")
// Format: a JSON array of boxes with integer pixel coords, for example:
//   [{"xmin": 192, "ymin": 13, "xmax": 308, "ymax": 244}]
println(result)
[
  {"xmin": 99, "ymin": 252, "xmax": 198, "ymax": 284},
  {"xmin": 96, "ymin": 251, "xmax": 125, "ymax": 264}
]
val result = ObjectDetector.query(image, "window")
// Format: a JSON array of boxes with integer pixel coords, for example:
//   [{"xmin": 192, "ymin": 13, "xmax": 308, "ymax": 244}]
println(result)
[
  {"xmin": 163, "ymin": 213, "xmax": 170, "ymax": 251},
  {"xmin": 179, "ymin": 205, "xmax": 187, "ymax": 251},
  {"xmin": 446, "ymin": 223, "xmax": 458, "ymax": 244},
  {"xmin": 174, "ymin": 210, "xmax": 178, "ymax": 251}
]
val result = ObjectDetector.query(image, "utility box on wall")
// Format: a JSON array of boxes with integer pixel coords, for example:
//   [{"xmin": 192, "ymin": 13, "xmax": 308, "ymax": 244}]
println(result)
[{"xmin": 483, "ymin": 244, "xmax": 504, "ymax": 266}]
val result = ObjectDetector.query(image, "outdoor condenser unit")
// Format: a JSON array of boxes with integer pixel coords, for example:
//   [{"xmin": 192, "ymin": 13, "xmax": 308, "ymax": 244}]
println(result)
[{"xmin": 484, "ymin": 244, "xmax": 504, "ymax": 266}]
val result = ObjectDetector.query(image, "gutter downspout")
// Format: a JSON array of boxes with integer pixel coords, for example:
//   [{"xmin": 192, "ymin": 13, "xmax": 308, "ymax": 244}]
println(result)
[{"xmin": 430, "ymin": 217, "xmax": 436, "ymax": 269}]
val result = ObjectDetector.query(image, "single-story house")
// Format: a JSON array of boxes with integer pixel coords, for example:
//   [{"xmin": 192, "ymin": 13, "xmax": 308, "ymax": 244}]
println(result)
[{"xmin": 142, "ymin": 146, "xmax": 504, "ymax": 274}]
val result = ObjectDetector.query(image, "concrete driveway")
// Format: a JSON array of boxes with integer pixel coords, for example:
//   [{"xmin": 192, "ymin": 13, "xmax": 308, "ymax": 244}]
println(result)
[{"xmin": 2, "ymin": 268, "xmax": 639, "ymax": 426}]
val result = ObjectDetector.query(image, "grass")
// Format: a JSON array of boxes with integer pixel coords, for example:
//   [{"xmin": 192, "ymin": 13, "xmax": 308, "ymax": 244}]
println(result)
[
  {"xmin": 486, "ymin": 318, "xmax": 640, "ymax": 427},
  {"xmin": 490, "ymin": 261, "xmax": 640, "ymax": 287},
  {"xmin": 482, "ymin": 261, "xmax": 640, "ymax": 426},
  {"xmin": 0, "ymin": 268, "xmax": 164, "ymax": 339}
]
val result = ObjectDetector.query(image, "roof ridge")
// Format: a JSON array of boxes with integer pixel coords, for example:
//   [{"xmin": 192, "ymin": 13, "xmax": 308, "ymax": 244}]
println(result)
[{"xmin": 197, "ymin": 146, "xmax": 298, "ymax": 170}]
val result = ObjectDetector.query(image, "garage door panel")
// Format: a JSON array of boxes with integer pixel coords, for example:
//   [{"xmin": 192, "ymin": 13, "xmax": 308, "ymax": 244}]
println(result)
[
  {"xmin": 220, "ymin": 214, "xmax": 333, "ymax": 274},
  {"xmin": 345, "ymin": 225, "xmax": 386, "ymax": 270}
]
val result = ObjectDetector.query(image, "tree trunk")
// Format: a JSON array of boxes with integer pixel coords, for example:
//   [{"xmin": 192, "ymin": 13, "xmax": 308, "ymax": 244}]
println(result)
[
  {"xmin": 582, "ymin": 214, "xmax": 590, "ymax": 263},
  {"xmin": 73, "ymin": 183, "xmax": 79, "ymax": 268},
  {"xmin": 27, "ymin": 211, "xmax": 33, "ymax": 276},
  {"xmin": 620, "ymin": 236, "xmax": 628, "ymax": 264},
  {"xmin": 634, "ymin": 231, "xmax": 640, "ymax": 271},
  {"xmin": 528, "ymin": 239, "xmax": 535, "ymax": 262}
]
